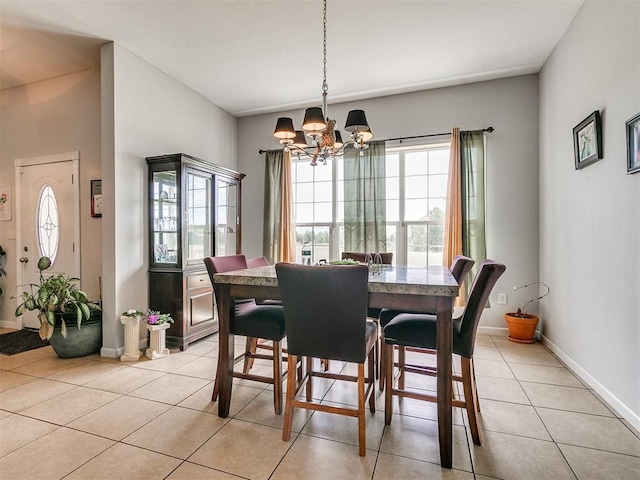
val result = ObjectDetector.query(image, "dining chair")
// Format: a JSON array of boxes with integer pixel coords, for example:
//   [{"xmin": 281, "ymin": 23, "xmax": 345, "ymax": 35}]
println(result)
[
  {"xmin": 244, "ymin": 256, "xmax": 283, "ymax": 373},
  {"xmin": 382, "ymin": 259, "xmax": 506, "ymax": 445},
  {"xmin": 246, "ymin": 256, "xmax": 270, "ymax": 268},
  {"xmin": 204, "ymin": 254, "xmax": 287, "ymax": 414},
  {"xmin": 378, "ymin": 255, "xmax": 475, "ymax": 391},
  {"xmin": 339, "ymin": 251, "xmax": 394, "ymax": 377},
  {"xmin": 276, "ymin": 263, "xmax": 377, "ymax": 456}
]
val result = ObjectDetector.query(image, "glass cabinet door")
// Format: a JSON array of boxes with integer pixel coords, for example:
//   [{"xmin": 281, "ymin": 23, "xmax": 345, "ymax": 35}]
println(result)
[
  {"xmin": 186, "ymin": 169, "xmax": 212, "ymax": 265},
  {"xmin": 216, "ymin": 178, "xmax": 238, "ymax": 256},
  {"xmin": 151, "ymin": 170, "xmax": 179, "ymax": 265}
]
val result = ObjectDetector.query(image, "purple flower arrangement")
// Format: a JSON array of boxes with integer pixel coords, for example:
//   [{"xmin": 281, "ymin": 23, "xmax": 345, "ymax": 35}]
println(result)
[{"xmin": 144, "ymin": 309, "xmax": 173, "ymax": 325}]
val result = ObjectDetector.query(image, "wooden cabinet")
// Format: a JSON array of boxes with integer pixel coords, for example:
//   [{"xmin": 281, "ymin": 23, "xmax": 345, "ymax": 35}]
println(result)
[{"xmin": 146, "ymin": 153, "xmax": 244, "ymax": 350}]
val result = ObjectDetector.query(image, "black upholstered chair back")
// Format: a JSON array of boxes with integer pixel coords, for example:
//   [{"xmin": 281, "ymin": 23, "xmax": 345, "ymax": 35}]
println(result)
[
  {"xmin": 276, "ymin": 263, "xmax": 369, "ymax": 363},
  {"xmin": 204, "ymin": 254, "xmax": 247, "ymax": 275},
  {"xmin": 450, "ymin": 255, "xmax": 475, "ymax": 284},
  {"xmin": 456, "ymin": 260, "xmax": 506, "ymax": 358}
]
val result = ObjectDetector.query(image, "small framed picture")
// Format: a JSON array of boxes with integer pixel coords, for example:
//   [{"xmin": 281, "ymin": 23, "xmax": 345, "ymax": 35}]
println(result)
[
  {"xmin": 573, "ymin": 111, "xmax": 603, "ymax": 170},
  {"xmin": 625, "ymin": 112, "xmax": 640, "ymax": 175},
  {"xmin": 91, "ymin": 179, "xmax": 102, "ymax": 218}
]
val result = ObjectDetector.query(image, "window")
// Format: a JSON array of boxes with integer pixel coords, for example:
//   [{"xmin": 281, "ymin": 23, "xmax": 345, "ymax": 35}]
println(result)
[
  {"xmin": 290, "ymin": 140, "xmax": 450, "ymax": 265},
  {"xmin": 385, "ymin": 143, "xmax": 450, "ymax": 266},
  {"xmin": 292, "ymin": 158, "xmax": 334, "ymax": 263}
]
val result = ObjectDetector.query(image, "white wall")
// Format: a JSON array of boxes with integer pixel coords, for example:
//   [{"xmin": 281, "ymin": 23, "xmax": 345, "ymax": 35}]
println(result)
[
  {"xmin": 100, "ymin": 43, "xmax": 237, "ymax": 356},
  {"xmin": 539, "ymin": 1, "xmax": 640, "ymax": 428},
  {"xmin": 238, "ymin": 75, "xmax": 540, "ymax": 327},
  {"xmin": 0, "ymin": 68, "xmax": 102, "ymax": 325}
]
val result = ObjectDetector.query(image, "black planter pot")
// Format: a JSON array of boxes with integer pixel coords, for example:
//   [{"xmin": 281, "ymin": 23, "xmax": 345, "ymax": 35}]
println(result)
[{"xmin": 49, "ymin": 310, "xmax": 102, "ymax": 358}]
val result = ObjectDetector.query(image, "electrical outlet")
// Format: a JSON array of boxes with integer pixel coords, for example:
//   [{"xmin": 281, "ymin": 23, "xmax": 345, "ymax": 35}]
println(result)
[{"xmin": 497, "ymin": 293, "xmax": 507, "ymax": 305}]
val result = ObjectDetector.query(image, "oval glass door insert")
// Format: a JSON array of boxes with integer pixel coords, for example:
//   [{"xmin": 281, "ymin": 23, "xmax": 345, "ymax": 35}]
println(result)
[{"xmin": 37, "ymin": 184, "xmax": 59, "ymax": 263}]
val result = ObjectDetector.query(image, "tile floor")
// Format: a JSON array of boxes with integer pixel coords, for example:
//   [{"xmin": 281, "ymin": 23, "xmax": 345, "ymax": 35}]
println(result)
[{"xmin": 0, "ymin": 330, "xmax": 639, "ymax": 480}]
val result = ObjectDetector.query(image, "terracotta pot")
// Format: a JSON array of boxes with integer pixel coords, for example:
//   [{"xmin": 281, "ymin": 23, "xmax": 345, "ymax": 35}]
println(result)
[{"xmin": 504, "ymin": 312, "xmax": 539, "ymax": 344}]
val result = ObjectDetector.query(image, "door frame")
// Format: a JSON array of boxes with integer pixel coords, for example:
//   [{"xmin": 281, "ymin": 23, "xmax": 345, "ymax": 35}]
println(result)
[{"xmin": 14, "ymin": 151, "xmax": 81, "ymax": 329}]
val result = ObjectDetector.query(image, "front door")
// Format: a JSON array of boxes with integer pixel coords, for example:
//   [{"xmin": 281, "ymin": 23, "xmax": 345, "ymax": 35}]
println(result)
[{"xmin": 16, "ymin": 152, "xmax": 80, "ymax": 329}]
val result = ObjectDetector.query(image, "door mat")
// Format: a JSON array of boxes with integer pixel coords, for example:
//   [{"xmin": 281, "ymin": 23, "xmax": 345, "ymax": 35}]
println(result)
[{"xmin": 0, "ymin": 329, "xmax": 50, "ymax": 356}]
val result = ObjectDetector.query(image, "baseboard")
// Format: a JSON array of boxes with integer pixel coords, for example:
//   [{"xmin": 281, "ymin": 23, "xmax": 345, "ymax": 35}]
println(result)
[
  {"xmin": 540, "ymin": 334, "xmax": 640, "ymax": 432},
  {"xmin": 477, "ymin": 325, "xmax": 509, "ymax": 336},
  {"xmin": 0, "ymin": 318, "xmax": 23, "ymax": 330},
  {"xmin": 99, "ymin": 339, "xmax": 147, "ymax": 359},
  {"xmin": 478, "ymin": 325, "xmax": 541, "ymax": 340},
  {"xmin": 100, "ymin": 346, "xmax": 123, "ymax": 358}
]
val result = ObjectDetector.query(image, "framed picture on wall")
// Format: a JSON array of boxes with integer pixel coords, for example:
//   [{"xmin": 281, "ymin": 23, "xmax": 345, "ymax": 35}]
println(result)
[
  {"xmin": 626, "ymin": 112, "xmax": 640, "ymax": 174},
  {"xmin": 573, "ymin": 110, "xmax": 603, "ymax": 170},
  {"xmin": 91, "ymin": 179, "xmax": 102, "ymax": 218}
]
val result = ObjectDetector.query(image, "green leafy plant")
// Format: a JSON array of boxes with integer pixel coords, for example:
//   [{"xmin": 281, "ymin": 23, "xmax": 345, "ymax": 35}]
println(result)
[{"xmin": 13, "ymin": 256, "xmax": 101, "ymax": 340}]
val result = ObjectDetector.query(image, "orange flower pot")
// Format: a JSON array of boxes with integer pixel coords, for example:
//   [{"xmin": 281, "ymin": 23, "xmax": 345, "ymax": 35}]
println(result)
[{"xmin": 504, "ymin": 313, "xmax": 539, "ymax": 344}]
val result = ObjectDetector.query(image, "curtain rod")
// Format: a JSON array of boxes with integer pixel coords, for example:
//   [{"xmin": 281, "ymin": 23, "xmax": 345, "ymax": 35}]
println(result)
[{"xmin": 258, "ymin": 127, "xmax": 494, "ymax": 154}]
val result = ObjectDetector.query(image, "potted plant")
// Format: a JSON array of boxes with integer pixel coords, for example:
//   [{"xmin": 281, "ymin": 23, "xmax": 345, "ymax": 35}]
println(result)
[
  {"xmin": 14, "ymin": 256, "xmax": 102, "ymax": 357},
  {"xmin": 144, "ymin": 309, "xmax": 173, "ymax": 359},
  {"xmin": 505, "ymin": 281, "xmax": 550, "ymax": 344}
]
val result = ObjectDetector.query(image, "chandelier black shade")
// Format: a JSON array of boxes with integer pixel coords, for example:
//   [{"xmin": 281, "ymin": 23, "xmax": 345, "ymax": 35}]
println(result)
[{"xmin": 271, "ymin": 0, "xmax": 372, "ymax": 165}]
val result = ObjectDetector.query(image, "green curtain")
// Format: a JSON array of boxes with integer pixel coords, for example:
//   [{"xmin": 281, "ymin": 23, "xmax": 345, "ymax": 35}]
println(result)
[
  {"xmin": 343, "ymin": 141, "xmax": 387, "ymax": 253},
  {"xmin": 262, "ymin": 149, "xmax": 283, "ymax": 264},
  {"xmin": 460, "ymin": 131, "xmax": 487, "ymax": 288}
]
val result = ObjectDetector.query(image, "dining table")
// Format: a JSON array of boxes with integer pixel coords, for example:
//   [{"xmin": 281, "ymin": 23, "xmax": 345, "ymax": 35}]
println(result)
[{"xmin": 211, "ymin": 263, "xmax": 459, "ymax": 468}]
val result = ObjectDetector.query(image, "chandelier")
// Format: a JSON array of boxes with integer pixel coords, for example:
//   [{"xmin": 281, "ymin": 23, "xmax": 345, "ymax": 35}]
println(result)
[{"xmin": 272, "ymin": 0, "xmax": 372, "ymax": 166}]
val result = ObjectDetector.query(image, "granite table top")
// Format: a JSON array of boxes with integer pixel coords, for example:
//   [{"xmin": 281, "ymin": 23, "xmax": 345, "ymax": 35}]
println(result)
[{"xmin": 212, "ymin": 264, "xmax": 459, "ymax": 297}]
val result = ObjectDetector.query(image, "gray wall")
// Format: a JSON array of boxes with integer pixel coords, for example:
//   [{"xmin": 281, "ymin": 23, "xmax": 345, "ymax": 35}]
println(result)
[
  {"xmin": 539, "ymin": 1, "xmax": 639, "ymax": 428},
  {"xmin": 100, "ymin": 43, "xmax": 237, "ymax": 356},
  {"xmin": 237, "ymin": 75, "xmax": 540, "ymax": 327},
  {"xmin": 0, "ymin": 68, "xmax": 102, "ymax": 325}
]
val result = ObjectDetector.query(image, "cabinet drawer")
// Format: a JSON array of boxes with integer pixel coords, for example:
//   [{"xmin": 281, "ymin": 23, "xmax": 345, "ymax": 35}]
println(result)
[{"xmin": 187, "ymin": 273, "xmax": 211, "ymax": 289}]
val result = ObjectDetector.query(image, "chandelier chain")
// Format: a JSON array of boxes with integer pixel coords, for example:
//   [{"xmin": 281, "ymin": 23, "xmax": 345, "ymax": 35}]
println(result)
[{"xmin": 322, "ymin": 0, "xmax": 328, "ymax": 97}]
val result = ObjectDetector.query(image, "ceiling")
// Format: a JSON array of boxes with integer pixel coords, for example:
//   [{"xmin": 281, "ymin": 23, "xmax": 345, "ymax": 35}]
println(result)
[{"xmin": 0, "ymin": 1, "xmax": 583, "ymax": 117}]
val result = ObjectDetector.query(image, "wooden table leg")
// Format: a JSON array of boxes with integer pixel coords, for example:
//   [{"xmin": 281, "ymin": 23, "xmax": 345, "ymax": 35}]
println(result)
[
  {"xmin": 437, "ymin": 296, "xmax": 453, "ymax": 468},
  {"xmin": 216, "ymin": 283, "xmax": 235, "ymax": 418}
]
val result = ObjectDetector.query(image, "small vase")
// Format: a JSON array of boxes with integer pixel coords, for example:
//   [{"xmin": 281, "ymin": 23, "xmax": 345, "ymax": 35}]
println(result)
[
  {"xmin": 146, "ymin": 323, "xmax": 170, "ymax": 359},
  {"xmin": 120, "ymin": 315, "xmax": 142, "ymax": 361}
]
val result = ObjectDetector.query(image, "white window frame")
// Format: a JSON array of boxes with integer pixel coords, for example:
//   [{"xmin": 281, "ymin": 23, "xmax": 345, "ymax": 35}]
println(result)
[{"xmin": 290, "ymin": 138, "xmax": 451, "ymax": 265}]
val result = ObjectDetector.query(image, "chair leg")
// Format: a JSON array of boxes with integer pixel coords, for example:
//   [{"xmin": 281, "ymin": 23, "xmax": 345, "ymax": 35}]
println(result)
[
  {"xmin": 282, "ymin": 354, "xmax": 296, "ymax": 441},
  {"xmin": 398, "ymin": 346, "xmax": 406, "ymax": 390},
  {"xmin": 212, "ymin": 362, "xmax": 220, "ymax": 401},
  {"xmin": 471, "ymin": 357, "xmax": 481, "ymax": 412},
  {"xmin": 321, "ymin": 358, "xmax": 330, "ymax": 371},
  {"xmin": 243, "ymin": 337, "xmax": 258, "ymax": 373},
  {"xmin": 306, "ymin": 357, "xmax": 313, "ymax": 401},
  {"xmin": 357, "ymin": 362, "xmax": 366, "ymax": 457},
  {"xmin": 374, "ymin": 337, "xmax": 379, "ymax": 380},
  {"xmin": 378, "ymin": 337, "xmax": 386, "ymax": 392},
  {"xmin": 368, "ymin": 348, "xmax": 376, "ymax": 413},
  {"xmin": 384, "ymin": 342, "xmax": 394, "ymax": 425},
  {"xmin": 461, "ymin": 356, "xmax": 482, "ymax": 445},
  {"xmin": 273, "ymin": 340, "xmax": 283, "ymax": 415}
]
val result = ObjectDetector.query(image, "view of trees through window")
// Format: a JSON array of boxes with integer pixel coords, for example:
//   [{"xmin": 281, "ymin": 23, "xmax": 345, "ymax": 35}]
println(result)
[{"xmin": 291, "ymin": 142, "xmax": 450, "ymax": 265}]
